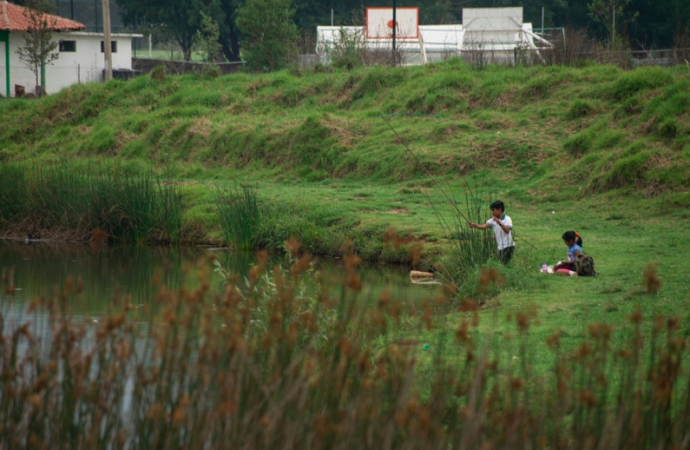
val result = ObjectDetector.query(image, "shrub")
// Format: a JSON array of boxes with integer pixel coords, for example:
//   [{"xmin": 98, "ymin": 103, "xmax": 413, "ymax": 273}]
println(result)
[
  {"xmin": 235, "ymin": 0, "xmax": 299, "ymax": 71},
  {"xmin": 150, "ymin": 65, "xmax": 166, "ymax": 81},
  {"xmin": 201, "ymin": 64, "xmax": 221, "ymax": 79}
]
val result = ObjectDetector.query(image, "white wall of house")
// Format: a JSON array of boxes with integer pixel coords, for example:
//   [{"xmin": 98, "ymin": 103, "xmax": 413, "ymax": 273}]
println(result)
[{"xmin": 0, "ymin": 31, "xmax": 137, "ymax": 97}]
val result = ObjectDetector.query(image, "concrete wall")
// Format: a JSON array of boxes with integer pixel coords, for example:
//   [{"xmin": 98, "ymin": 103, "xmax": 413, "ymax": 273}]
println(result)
[{"xmin": 0, "ymin": 31, "xmax": 134, "ymax": 97}]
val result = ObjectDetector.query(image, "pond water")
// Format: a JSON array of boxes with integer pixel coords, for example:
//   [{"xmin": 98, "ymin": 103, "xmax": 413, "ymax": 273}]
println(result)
[{"xmin": 0, "ymin": 239, "xmax": 445, "ymax": 320}]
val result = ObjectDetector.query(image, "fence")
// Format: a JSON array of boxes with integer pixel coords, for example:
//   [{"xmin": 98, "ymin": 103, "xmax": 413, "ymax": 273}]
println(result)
[
  {"xmin": 132, "ymin": 58, "xmax": 245, "ymax": 76},
  {"xmin": 1, "ymin": 63, "xmax": 103, "ymax": 97}
]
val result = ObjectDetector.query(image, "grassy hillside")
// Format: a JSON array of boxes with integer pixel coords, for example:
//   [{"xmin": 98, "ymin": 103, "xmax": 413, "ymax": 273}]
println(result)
[
  {"xmin": 2, "ymin": 60, "xmax": 690, "ymax": 404},
  {"xmin": 1, "ymin": 61, "xmax": 689, "ymax": 192}
]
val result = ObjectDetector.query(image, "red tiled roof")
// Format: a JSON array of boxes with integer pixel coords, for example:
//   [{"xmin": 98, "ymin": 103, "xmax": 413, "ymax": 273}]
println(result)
[{"xmin": 0, "ymin": 0, "xmax": 85, "ymax": 31}]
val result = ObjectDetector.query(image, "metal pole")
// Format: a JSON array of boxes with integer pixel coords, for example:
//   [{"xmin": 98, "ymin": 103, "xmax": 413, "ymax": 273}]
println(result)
[
  {"xmin": 102, "ymin": 0, "xmax": 112, "ymax": 81},
  {"xmin": 3, "ymin": 32, "xmax": 10, "ymax": 97},
  {"xmin": 392, "ymin": 0, "xmax": 396, "ymax": 63},
  {"xmin": 541, "ymin": 7, "xmax": 544, "ymax": 34},
  {"xmin": 612, "ymin": 6, "xmax": 615, "ymax": 46},
  {"xmin": 149, "ymin": 34, "xmax": 152, "ymax": 57},
  {"xmin": 331, "ymin": 9, "xmax": 333, "ymax": 26}
]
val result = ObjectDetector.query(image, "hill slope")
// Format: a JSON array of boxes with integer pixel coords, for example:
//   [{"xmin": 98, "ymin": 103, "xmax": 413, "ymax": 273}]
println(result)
[{"xmin": 1, "ymin": 61, "xmax": 689, "ymax": 197}]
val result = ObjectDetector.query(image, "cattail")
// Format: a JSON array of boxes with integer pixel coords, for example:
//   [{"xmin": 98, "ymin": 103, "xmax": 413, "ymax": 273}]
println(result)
[
  {"xmin": 478, "ymin": 267, "xmax": 504, "ymax": 294},
  {"xmin": 643, "ymin": 263, "xmax": 662, "ymax": 294},
  {"xmin": 546, "ymin": 332, "xmax": 561, "ymax": 350}
]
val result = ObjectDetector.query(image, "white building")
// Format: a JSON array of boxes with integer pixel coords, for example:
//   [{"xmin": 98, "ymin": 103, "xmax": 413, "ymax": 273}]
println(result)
[
  {"xmin": 1, "ymin": 0, "xmax": 138, "ymax": 97},
  {"xmin": 316, "ymin": 7, "xmax": 553, "ymax": 66}
]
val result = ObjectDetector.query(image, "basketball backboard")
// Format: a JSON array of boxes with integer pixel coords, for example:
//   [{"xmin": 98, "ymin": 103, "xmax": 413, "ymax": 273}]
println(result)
[{"xmin": 366, "ymin": 7, "xmax": 419, "ymax": 39}]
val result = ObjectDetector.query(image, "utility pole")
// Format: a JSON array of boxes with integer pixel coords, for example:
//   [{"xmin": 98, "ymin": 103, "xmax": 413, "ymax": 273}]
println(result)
[
  {"xmin": 102, "ymin": 0, "xmax": 112, "ymax": 81},
  {"xmin": 331, "ymin": 8, "xmax": 333, "ymax": 26},
  {"xmin": 541, "ymin": 7, "xmax": 544, "ymax": 34},
  {"xmin": 392, "ymin": 0, "xmax": 396, "ymax": 65},
  {"xmin": 94, "ymin": 0, "xmax": 98, "ymax": 31},
  {"xmin": 611, "ymin": 5, "xmax": 616, "ymax": 47}
]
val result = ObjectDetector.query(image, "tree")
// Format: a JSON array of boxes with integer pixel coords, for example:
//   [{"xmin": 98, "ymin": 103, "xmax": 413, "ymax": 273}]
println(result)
[
  {"xmin": 588, "ymin": 0, "xmax": 638, "ymax": 46},
  {"xmin": 236, "ymin": 0, "xmax": 299, "ymax": 71},
  {"xmin": 16, "ymin": 0, "xmax": 59, "ymax": 94},
  {"xmin": 196, "ymin": 12, "xmax": 223, "ymax": 62},
  {"xmin": 116, "ymin": 0, "xmax": 204, "ymax": 61},
  {"xmin": 215, "ymin": 0, "xmax": 243, "ymax": 62}
]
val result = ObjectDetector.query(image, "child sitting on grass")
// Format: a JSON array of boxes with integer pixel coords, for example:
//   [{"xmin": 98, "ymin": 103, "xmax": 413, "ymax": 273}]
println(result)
[
  {"xmin": 554, "ymin": 231, "xmax": 583, "ymax": 276},
  {"xmin": 469, "ymin": 200, "xmax": 514, "ymax": 265}
]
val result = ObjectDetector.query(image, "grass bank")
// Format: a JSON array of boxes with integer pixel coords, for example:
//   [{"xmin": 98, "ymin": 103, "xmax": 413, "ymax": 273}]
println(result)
[
  {"xmin": 0, "ymin": 162, "xmax": 182, "ymax": 244},
  {"xmin": 0, "ymin": 61, "xmax": 689, "ymax": 305}
]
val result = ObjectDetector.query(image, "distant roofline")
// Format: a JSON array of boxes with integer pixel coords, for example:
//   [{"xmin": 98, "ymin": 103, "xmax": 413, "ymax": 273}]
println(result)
[
  {"xmin": 60, "ymin": 31, "xmax": 144, "ymax": 38},
  {"xmin": 0, "ymin": 0, "xmax": 86, "ymax": 31}
]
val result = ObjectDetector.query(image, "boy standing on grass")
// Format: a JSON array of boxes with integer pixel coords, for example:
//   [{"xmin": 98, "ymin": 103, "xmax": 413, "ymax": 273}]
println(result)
[{"xmin": 469, "ymin": 200, "xmax": 515, "ymax": 264}]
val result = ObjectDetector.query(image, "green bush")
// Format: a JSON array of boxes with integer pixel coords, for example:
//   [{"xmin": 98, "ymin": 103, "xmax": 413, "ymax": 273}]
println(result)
[{"xmin": 150, "ymin": 65, "xmax": 166, "ymax": 81}]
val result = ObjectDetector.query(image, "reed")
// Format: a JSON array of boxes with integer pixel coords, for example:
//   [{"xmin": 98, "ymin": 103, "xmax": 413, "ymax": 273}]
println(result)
[
  {"xmin": 432, "ymin": 176, "xmax": 499, "ymax": 291},
  {"xmin": 0, "ymin": 162, "xmax": 182, "ymax": 243},
  {"xmin": 213, "ymin": 184, "xmax": 262, "ymax": 250},
  {"xmin": 1, "ymin": 252, "xmax": 689, "ymax": 449}
]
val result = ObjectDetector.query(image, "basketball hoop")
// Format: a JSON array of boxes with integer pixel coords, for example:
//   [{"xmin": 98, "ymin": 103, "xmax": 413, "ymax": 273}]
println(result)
[{"xmin": 366, "ymin": 7, "xmax": 418, "ymax": 40}]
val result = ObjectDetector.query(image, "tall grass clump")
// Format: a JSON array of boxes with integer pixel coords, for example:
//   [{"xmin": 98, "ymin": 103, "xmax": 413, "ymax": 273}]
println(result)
[
  {"xmin": 0, "ymin": 162, "xmax": 182, "ymax": 243},
  {"xmin": 434, "ymin": 177, "xmax": 499, "ymax": 290},
  {"xmin": 2, "ymin": 253, "xmax": 690, "ymax": 448},
  {"xmin": 213, "ymin": 184, "xmax": 261, "ymax": 250}
]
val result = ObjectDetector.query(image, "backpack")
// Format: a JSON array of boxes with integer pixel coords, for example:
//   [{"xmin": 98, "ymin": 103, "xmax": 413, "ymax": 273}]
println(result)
[{"xmin": 575, "ymin": 253, "xmax": 596, "ymax": 276}]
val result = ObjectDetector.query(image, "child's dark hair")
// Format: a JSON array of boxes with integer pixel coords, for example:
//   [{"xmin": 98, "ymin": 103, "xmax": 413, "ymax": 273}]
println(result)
[
  {"xmin": 490, "ymin": 200, "xmax": 505, "ymax": 212},
  {"xmin": 562, "ymin": 231, "xmax": 583, "ymax": 247}
]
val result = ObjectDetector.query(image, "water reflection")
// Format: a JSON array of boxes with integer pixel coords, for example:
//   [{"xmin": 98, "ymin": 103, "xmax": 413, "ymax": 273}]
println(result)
[{"xmin": 0, "ymin": 240, "xmax": 442, "ymax": 317}]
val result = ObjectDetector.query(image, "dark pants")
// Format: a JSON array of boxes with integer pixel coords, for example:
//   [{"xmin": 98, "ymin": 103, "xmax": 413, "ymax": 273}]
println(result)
[{"xmin": 498, "ymin": 246, "xmax": 514, "ymax": 265}]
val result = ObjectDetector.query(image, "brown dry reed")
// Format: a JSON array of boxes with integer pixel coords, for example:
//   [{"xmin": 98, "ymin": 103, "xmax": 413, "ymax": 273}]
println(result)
[{"xmin": 1, "ymin": 246, "xmax": 689, "ymax": 449}]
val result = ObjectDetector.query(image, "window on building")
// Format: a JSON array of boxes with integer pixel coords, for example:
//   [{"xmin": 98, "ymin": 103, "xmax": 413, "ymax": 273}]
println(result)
[
  {"xmin": 100, "ymin": 41, "xmax": 118, "ymax": 53},
  {"xmin": 59, "ymin": 40, "xmax": 76, "ymax": 52}
]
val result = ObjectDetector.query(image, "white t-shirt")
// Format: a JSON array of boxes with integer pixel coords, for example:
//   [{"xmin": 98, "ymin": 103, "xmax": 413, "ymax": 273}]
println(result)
[{"xmin": 485, "ymin": 215, "xmax": 514, "ymax": 250}]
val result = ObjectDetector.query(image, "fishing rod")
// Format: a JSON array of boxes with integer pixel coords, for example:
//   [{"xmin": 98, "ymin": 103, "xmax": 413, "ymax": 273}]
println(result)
[
  {"xmin": 380, "ymin": 115, "xmax": 538, "ymax": 251},
  {"xmin": 380, "ymin": 117, "xmax": 472, "ymax": 225}
]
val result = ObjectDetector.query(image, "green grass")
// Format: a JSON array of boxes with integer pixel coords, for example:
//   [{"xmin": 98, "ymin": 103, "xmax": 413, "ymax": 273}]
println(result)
[
  {"xmin": 2, "ymin": 60, "xmax": 690, "ymax": 445},
  {"xmin": 214, "ymin": 184, "xmax": 262, "ymax": 249},
  {"xmin": 0, "ymin": 60, "xmax": 689, "ymax": 335},
  {"xmin": 0, "ymin": 162, "xmax": 182, "ymax": 243}
]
